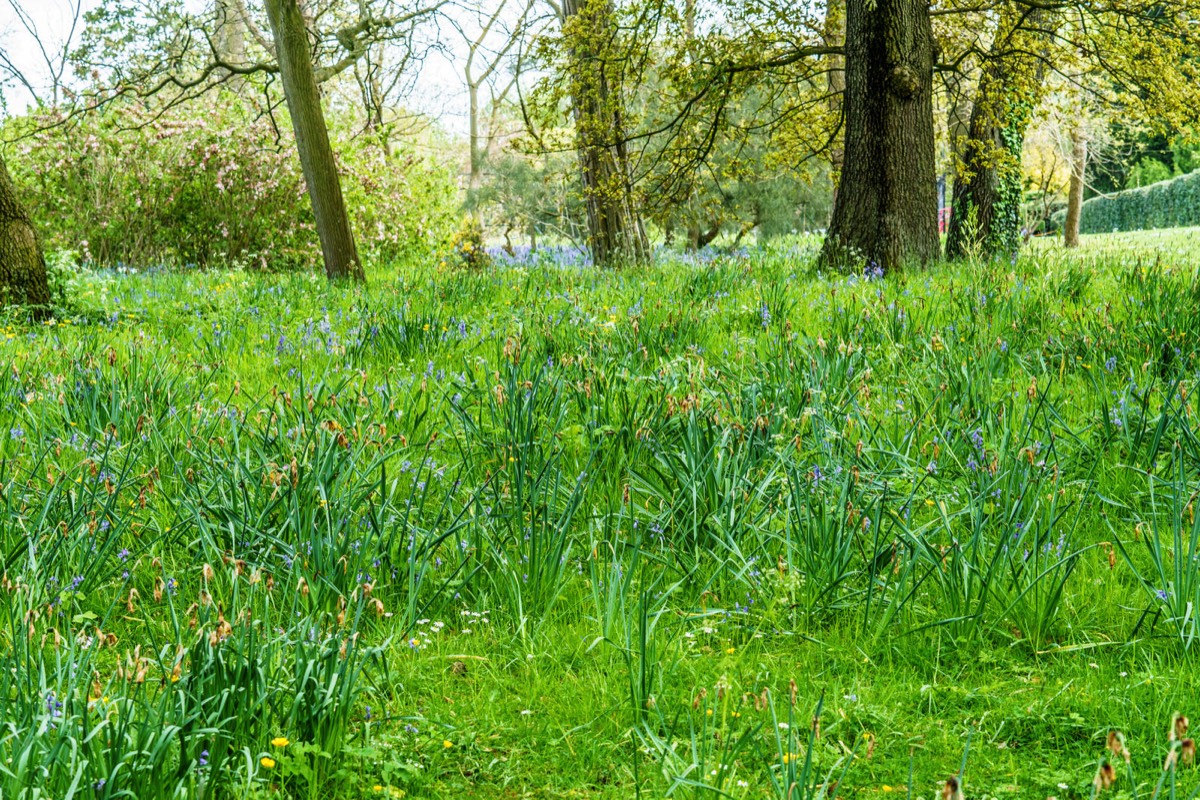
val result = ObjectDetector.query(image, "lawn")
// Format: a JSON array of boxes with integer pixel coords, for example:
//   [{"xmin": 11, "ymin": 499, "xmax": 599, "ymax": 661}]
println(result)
[{"xmin": 3, "ymin": 229, "xmax": 1200, "ymax": 798}]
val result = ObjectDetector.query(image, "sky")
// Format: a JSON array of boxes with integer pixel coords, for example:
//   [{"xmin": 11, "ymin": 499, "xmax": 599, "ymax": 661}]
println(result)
[
  {"xmin": 0, "ymin": 0, "xmax": 488, "ymax": 134},
  {"xmin": 0, "ymin": 0, "xmax": 90, "ymax": 110}
]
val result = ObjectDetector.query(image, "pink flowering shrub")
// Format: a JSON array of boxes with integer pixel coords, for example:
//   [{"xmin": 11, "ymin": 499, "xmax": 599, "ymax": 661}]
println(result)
[{"xmin": 7, "ymin": 96, "xmax": 456, "ymax": 270}]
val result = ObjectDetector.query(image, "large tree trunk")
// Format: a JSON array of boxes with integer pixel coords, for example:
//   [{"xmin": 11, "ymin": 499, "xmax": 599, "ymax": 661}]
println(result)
[
  {"xmin": 822, "ymin": 0, "xmax": 939, "ymax": 272},
  {"xmin": 264, "ymin": 0, "xmax": 364, "ymax": 281},
  {"xmin": 824, "ymin": 0, "xmax": 846, "ymax": 209},
  {"xmin": 562, "ymin": 0, "xmax": 649, "ymax": 268},
  {"xmin": 0, "ymin": 155, "xmax": 51, "ymax": 311},
  {"xmin": 1063, "ymin": 127, "xmax": 1087, "ymax": 248},
  {"xmin": 945, "ymin": 9, "xmax": 1049, "ymax": 261}
]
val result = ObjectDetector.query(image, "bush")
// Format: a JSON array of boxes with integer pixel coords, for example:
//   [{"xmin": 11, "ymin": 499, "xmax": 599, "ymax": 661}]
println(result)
[
  {"xmin": 5, "ymin": 96, "xmax": 457, "ymax": 270},
  {"xmin": 1064, "ymin": 169, "xmax": 1200, "ymax": 234},
  {"xmin": 448, "ymin": 215, "xmax": 491, "ymax": 271}
]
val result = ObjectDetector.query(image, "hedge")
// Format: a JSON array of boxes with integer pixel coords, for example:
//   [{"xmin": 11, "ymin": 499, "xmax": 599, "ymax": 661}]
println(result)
[{"xmin": 1070, "ymin": 170, "xmax": 1200, "ymax": 234}]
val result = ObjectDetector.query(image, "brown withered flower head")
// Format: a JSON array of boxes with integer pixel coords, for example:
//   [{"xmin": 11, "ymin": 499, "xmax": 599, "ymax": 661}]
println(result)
[
  {"xmin": 942, "ymin": 776, "xmax": 964, "ymax": 800},
  {"xmin": 1107, "ymin": 730, "xmax": 1130, "ymax": 763}
]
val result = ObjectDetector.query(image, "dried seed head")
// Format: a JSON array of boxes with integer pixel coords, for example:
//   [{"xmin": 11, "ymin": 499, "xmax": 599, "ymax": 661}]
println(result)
[
  {"xmin": 942, "ymin": 776, "xmax": 964, "ymax": 800},
  {"xmin": 1107, "ymin": 731, "xmax": 1128, "ymax": 762},
  {"xmin": 1094, "ymin": 762, "xmax": 1116, "ymax": 792},
  {"xmin": 1182, "ymin": 738, "xmax": 1196, "ymax": 766},
  {"xmin": 1174, "ymin": 713, "xmax": 1190, "ymax": 742}
]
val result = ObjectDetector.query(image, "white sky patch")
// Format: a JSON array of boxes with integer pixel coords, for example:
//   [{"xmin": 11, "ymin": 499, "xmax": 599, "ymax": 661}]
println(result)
[{"xmin": 0, "ymin": 0, "xmax": 510, "ymax": 134}]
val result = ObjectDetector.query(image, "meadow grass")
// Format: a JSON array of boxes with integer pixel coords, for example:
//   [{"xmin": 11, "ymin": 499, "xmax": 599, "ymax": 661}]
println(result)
[{"xmin": 3, "ymin": 229, "xmax": 1200, "ymax": 797}]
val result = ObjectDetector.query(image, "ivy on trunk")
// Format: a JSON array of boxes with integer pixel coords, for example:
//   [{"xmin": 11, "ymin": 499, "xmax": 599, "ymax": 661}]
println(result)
[
  {"xmin": 562, "ymin": 0, "xmax": 649, "ymax": 268},
  {"xmin": 946, "ymin": 8, "xmax": 1051, "ymax": 262}
]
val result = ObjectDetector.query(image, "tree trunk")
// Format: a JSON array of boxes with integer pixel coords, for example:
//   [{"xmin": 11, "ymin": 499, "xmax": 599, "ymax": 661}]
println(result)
[
  {"xmin": 468, "ymin": 81, "xmax": 483, "ymax": 191},
  {"xmin": 824, "ymin": 0, "xmax": 846, "ymax": 209},
  {"xmin": 0, "ymin": 155, "xmax": 51, "ymax": 311},
  {"xmin": 942, "ymin": 67, "xmax": 973, "ymax": 232},
  {"xmin": 264, "ymin": 0, "xmax": 364, "ymax": 281},
  {"xmin": 562, "ymin": 0, "xmax": 649, "ymax": 268},
  {"xmin": 945, "ymin": 9, "xmax": 1049, "ymax": 261},
  {"xmin": 685, "ymin": 221, "xmax": 721, "ymax": 250},
  {"xmin": 944, "ymin": 71, "xmax": 973, "ymax": 171},
  {"xmin": 822, "ymin": 0, "xmax": 939, "ymax": 272},
  {"xmin": 214, "ymin": 0, "xmax": 248, "ymax": 80},
  {"xmin": 1064, "ymin": 127, "xmax": 1087, "ymax": 248}
]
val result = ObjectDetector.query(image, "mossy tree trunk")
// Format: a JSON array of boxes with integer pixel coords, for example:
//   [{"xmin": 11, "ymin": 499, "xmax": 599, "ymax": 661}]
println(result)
[
  {"xmin": 822, "ymin": 0, "xmax": 940, "ymax": 272},
  {"xmin": 0, "ymin": 154, "xmax": 51, "ymax": 311},
  {"xmin": 264, "ymin": 0, "xmax": 364, "ymax": 281}
]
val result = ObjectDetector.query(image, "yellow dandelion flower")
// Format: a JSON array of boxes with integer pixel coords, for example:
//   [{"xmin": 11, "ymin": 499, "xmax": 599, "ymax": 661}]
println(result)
[
  {"xmin": 260, "ymin": 756, "xmax": 276, "ymax": 769},
  {"xmin": 271, "ymin": 736, "xmax": 290, "ymax": 747},
  {"xmin": 443, "ymin": 740, "xmax": 453, "ymax": 749}
]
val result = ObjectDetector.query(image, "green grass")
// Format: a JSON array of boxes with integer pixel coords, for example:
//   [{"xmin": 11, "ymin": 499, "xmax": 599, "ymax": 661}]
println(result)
[{"xmin": 4, "ymin": 229, "xmax": 1200, "ymax": 798}]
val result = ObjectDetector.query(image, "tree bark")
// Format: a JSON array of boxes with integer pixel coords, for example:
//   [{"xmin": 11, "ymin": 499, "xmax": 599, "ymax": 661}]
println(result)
[
  {"xmin": 0, "ymin": 154, "xmax": 51, "ymax": 311},
  {"xmin": 686, "ymin": 221, "xmax": 722, "ymax": 250},
  {"xmin": 822, "ymin": 0, "xmax": 939, "ymax": 272},
  {"xmin": 214, "ymin": 0, "xmax": 248, "ymax": 79},
  {"xmin": 562, "ymin": 0, "xmax": 649, "ymax": 268},
  {"xmin": 1064, "ymin": 127, "xmax": 1087, "ymax": 248},
  {"xmin": 945, "ymin": 9, "xmax": 1049, "ymax": 261},
  {"xmin": 944, "ymin": 70, "xmax": 973, "ymax": 173},
  {"xmin": 824, "ymin": 0, "xmax": 846, "ymax": 209},
  {"xmin": 468, "ymin": 81, "xmax": 483, "ymax": 191},
  {"xmin": 264, "ymin": 0, "xmax": 364, "ymax": 281}
]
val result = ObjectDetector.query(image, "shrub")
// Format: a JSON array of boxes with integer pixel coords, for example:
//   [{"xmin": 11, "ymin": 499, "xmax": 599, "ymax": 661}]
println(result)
[
  {"xmin": 5, "ymin": 96, "xmax": 457, "ymax": 270},
  {"xmin": 448, "ymin": 215, "xmax": 491, "ymax": 271},
  {"xmin": 1060, "ymin": 169, "xmax": 1200, "ymax": 234}
]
